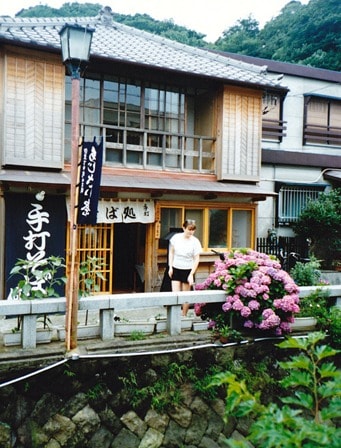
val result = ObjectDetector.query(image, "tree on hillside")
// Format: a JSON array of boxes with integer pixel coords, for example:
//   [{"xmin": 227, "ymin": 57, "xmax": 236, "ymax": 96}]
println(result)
[
  {"xmin": 214, "ymin": 0, "xmax": 341, "ymax": 71},
  {"xmin": 119, "ymin": 13, "xmax": 206, "ymax": 47},
  {"xmin": 14, "ymin": 0, "xmax": 341, "ymax": 70},
  {"xmin": 258, "ymin": 0, "xmax": 341, "ymax": 70},
  {"xmin": 17, "ymin": 2, "xmax": 102, "ymax": 17},
  {"xmin": 16, "ymin": 2, "xmax": 207, "ymax": 48},
  {"xmin": 214, "ymin": 16, "xmax": 261, "ymax": 55}
]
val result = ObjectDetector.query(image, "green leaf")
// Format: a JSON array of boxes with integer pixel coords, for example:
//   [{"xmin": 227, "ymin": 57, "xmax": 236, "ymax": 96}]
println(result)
[
  {"xmin": 315, "ymin": 344, "xmax": 339, "ymax": 361},
  {"xmin": 281, "ymin": 391, "xmax": 313, "ymax": 410},
  {"xmin": 319, "ymin": 362, "xmax": 341, "ymax": 379},
  {"xmin": 318, "ymin": 381, "xmax": 341, "ymax": 400},
  {"xmin": 22, "ymin": 283, "xmax": 32, "ymax": 297},
  {"xmin": 280, "ymin": 355, "xmax": 312, "ymax": 371},
  {"xmin": 321, "ymin": 399, "xmax": 341, "ymax": 420},
  {"xmin": 9, "ymin": 265, "xmax": 23, "ymax": 275},
  {"xmin": 280, "ymin": 371, "xmax": 312, "ymax": 388}
]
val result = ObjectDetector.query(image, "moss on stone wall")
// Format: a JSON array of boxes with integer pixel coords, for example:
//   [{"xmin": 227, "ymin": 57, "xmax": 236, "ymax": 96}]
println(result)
[{"xmin": 0, "ymin": 342, "xmax": 284, "ymax": 447}]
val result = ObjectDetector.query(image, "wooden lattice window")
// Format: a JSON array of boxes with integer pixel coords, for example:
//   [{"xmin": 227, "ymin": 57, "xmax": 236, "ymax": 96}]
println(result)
[{"xmin": 67, "ymin": 224, "xmax": 113, "ymax": 294}]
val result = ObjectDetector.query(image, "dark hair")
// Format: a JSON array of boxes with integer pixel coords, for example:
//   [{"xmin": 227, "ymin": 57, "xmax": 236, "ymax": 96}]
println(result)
[{"xmin": 183, "ymin": 219, "xmax": 196, "ymax": 229}]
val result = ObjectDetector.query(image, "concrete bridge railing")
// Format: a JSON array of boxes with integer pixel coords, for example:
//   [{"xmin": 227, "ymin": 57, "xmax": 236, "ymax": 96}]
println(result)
[{"xmin": 1, "ymin": 286, "xmax": 340, "ymax": 349}]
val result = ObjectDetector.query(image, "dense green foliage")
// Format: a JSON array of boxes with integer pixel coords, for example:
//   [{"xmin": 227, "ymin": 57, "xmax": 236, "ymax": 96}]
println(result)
[
  {"xmin": 15, "ymin": 2, "xmax": 207, "ymax": 47},
  {"xmin": 13, "ymin": 0, "xmax": 341, "ymax": 70},
  {"xmin": 293, "ymin": 188, "xmax": 341, "ymax": 269},
  {"xmin": 215, "ymin": 0, "xmax": 341, "ymax": 70},
  {"xmin": 210, "ymin": 332, "xmax": 341, "ymax": 447},
  {"xmin": 118, "ymin": 357, "xmax": 280, "ymax": 413},
  {"xmin": 290, "ymin": 256, "xmax": 322, "ymax": 286},
  {"xmin": 9, "ymin": 256, "xmax": 66, "ymax": 300}
]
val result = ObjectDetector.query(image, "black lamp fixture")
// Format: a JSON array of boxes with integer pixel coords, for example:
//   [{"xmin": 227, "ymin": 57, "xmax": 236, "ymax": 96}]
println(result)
[{"xmin": 59, "ymin": 23, "xmax": 95, "ymax": 78}]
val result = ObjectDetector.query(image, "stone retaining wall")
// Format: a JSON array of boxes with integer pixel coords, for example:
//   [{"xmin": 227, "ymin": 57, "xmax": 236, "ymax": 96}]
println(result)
[{"xmin": 0, "ymin": 342, "xmax": 281, "ymax": 447}]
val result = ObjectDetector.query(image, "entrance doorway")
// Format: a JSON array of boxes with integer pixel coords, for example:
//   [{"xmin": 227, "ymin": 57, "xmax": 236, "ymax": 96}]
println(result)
[{"xmin": 113, "ymin": 223, "xmax": 146, "ymax": 292}]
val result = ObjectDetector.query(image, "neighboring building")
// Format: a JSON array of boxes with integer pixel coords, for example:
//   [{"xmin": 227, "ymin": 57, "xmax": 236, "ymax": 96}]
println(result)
[
  {"xmin": 221, "ymin": 52, "xmax": 341, "ymax": 243},
  {"xmin": 0, "ymin": 9, "xmax": 308, "ymax": 297}
]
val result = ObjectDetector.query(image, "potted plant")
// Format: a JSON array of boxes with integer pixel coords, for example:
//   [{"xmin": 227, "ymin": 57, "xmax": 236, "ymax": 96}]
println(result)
[
  {"xmin": 212, "ymin": 323, "xmax": 243, "ymax": 344},
  {"xmin": 289, "ymin": 258, "xmax": 331, "ymax": 332},
  {"xmin": 113, "ymin": 317, "xmax": 156, "ymax": 336},
  {"xmin": 291, "ymin": 288, "xmax": 330, "ymax": 332},
  {"xmin": 4, "ymin": 256, "xmax": 66, "ymax": 346},
  {"xmin": 194, "ymin": 248, "xmax": 300, "ymax": 336}
]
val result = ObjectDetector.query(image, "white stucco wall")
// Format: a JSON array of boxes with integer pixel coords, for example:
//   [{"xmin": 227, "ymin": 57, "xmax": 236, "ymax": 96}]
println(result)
[
  {"xmin": 257, "ymin": 71, "xmax": 339, "ymax": 240},
  {"xmin": 263, "ymin": 74, "xmax": 341, "ymax": 156}
]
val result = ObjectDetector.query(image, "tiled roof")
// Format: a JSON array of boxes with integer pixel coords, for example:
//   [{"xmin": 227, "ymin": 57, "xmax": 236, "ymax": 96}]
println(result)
[
  {"xmin": 0, "ymin": 13, "xmax": 285, "ymax": 90},
  {"xmin": 214, "ymin": 51, "xmax": 341, "ymax": 83}
]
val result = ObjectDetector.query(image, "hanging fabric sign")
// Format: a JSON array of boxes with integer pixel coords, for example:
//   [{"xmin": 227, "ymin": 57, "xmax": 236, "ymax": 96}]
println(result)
[
  {"xmin": 97, "ymin": 199, "xmax": 155, "ymax": 223},
  {"xmin": 5, "ymin": 193, "xmax": 66, "ymax": 297},
  {"xmin": 77, "ymin": 137, "xmax": 103, "ymax": 225}
]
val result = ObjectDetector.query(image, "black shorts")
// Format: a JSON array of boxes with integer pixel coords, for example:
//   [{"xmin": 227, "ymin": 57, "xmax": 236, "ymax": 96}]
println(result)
[{"xmin": 171, "ymin": 267, "xmax": 191, "ymax": 283}]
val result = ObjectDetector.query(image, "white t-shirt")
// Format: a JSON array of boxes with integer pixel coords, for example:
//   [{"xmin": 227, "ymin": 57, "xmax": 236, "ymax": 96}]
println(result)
[{"xmin": 170, "ymin": 233, "xmax": 202, "ymax": 270}]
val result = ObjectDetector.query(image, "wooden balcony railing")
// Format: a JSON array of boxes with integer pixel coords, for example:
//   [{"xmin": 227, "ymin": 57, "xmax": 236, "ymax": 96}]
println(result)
[
  {"xmin": 75, "ymin": 123, "xmax": 216, "ymax": 173},
  {"xmin": 262, "ymin": 119, "xmax": 287, "ymax": 142},
  {"xmin": 304, "ymin": 124, "xmax": 341, "ymax": 146}
]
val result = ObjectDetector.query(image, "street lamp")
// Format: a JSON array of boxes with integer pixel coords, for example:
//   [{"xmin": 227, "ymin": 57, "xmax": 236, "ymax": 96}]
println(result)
[{"xmin": 59, "ymin": 23, "xmax": 94, "ymax": 351}]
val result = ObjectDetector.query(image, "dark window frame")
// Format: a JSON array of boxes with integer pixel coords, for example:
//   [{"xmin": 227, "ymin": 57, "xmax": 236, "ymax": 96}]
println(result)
[
  {"xmin": 262, "ymin": 92, "xmax": 287, "ymax": 142},
  {"xmin": 303, "ymin": 95, "xmax": 341, "ymax": 147}
]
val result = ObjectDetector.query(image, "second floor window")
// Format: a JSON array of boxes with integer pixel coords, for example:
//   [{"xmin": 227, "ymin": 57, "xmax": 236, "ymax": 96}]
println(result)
[
  {"xmin": 304, "ymin": 96, "xmax": 341, "ymax": 146},
  {"xmin": 65, "ymin": 75, "xmax": 216, "ymax": 173},
  {"xmin": 262, "ymin": 92, "xmax": 286, "ymax": 142}
]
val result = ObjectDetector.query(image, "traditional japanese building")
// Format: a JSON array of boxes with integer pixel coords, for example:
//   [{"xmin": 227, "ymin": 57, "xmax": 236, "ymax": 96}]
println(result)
[{"xmin": 0, "ymin": 9, "xmax": 292, "ymax": 296}]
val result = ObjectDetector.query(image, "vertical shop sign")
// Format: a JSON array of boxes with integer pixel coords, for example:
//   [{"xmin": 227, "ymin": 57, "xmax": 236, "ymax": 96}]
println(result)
[{"xmin": 77, "ymin": 137, "xmax": 103, "ymax": 225}]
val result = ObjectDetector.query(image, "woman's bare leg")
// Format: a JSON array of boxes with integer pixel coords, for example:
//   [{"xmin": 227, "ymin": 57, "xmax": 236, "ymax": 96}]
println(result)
[
  {"xmin": 181, "ymin": 282, "xmax": 191, "ymax": 316},
  {"xmin": 171, "ymin": 280, "xmax": 181, "ymax": 291}
]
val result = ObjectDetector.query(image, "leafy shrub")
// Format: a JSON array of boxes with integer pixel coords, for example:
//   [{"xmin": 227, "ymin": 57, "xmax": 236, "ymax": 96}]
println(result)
[
  {"xmin": 9, "ymin": 256, "xmax": 66, "ymax": 299},
  {"xmin": 119, "ymin": 362, "xmax": 197, "ymax": 412},
  {"xmin": 328, "ymin": 307, "xmax": 341, "ymax": 349},
  {"xmin": 289, "ymin": 256, "xmax": 322, "ymax": 286},
  {"xmin": 209, "ymin": 332, "xmax": 341, "ymax": 447},
  {"xmin": 293, "ymin": 188, "xmax": 341, "ymax": 269}
]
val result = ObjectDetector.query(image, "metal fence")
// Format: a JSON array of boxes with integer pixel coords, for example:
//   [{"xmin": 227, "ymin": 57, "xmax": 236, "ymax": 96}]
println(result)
[{"xmin": 256, "ymin": 236, "xmax": 310, "ymax": 271}]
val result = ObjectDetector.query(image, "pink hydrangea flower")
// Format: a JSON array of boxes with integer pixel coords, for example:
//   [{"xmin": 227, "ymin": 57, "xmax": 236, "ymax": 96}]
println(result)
[{"xmin": 194, "ymin": 249, "xmax": 300, "ymax": 335}]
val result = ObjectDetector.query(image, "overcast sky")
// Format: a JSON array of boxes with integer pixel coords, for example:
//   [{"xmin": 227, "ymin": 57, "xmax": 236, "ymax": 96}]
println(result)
[{"xmin": 0, "ymin": 0, "xmax": 309, "ymax": 42}]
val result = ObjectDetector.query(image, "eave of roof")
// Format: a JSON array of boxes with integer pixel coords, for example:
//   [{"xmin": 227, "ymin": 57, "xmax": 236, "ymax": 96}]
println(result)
[
  {"xmin": 324, "ymin": 169, "xmax": 341, "ymax": 183},
  {"xmin": 214, "ymin": 51, "xmax": 341, "ymax": 84},
  {"xmin": 0, "ymin": 169, "xmax": 276, "ymax": 200},
  {"xmin": 0, "ymin": 15, "xmax": 287, "ymax": 92},
  {"xmin": 262, "ymin": 149, "xmax": 341, "ymax": 169}
]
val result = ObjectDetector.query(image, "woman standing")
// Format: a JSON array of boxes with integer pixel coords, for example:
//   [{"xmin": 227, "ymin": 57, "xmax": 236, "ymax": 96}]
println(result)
[{"xmin": 168, "ymin": 219, "xmax": 202, "ymax": 316}]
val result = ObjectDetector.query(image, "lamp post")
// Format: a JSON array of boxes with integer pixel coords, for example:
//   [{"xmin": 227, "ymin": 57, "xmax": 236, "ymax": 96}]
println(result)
[{"xmin": 59, "ymin": 23, "xmax": 94, "ymax": 350}]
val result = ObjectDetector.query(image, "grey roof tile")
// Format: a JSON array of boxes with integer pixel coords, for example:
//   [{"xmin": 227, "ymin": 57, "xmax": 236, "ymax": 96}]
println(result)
[{"xmin": 0, "ymin": 15, "xmax": 285, "ymax": 89}]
